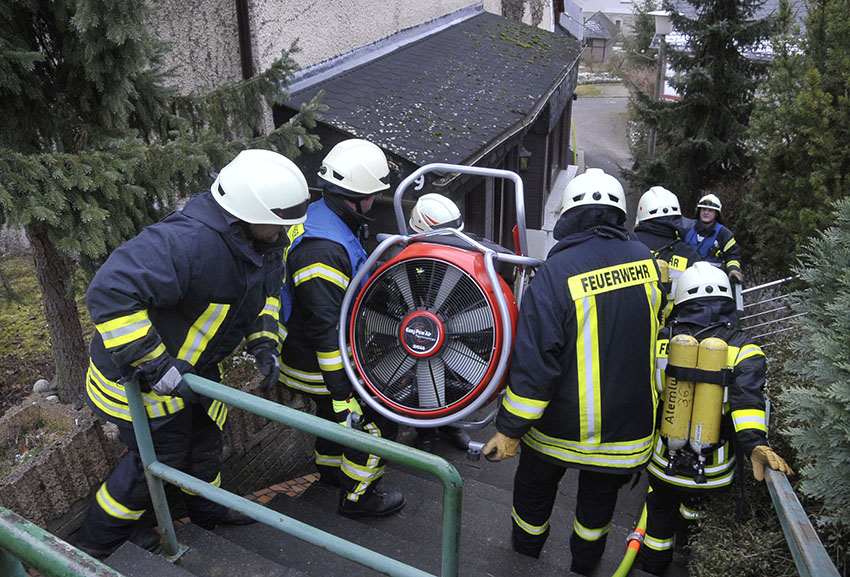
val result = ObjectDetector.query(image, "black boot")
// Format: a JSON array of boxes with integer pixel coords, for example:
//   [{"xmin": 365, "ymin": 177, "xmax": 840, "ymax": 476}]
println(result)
[
  {"xmin": 338, "ymin": 488, "xmax": 405, "ymax": 519},
  {"xmin": 76, "ymin": 526, "xmax": 160, "ymax": 559},
  {"xmin": 196, "ymin": 508, "xmax": 256, "ymax": 530}
]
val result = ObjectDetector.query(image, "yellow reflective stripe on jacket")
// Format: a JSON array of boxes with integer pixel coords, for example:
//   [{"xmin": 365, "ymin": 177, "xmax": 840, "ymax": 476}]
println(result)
[
  {"xmin": 96, "ymin": 310, "xmax": 153, "ymax": 349},
  {"xmin": 647, "ymin": 460, "xmax": 735, "ymax": 488},
  {"xmin": 177, "ymin": 303, "xmax": 230, "ymax": 365},
  {"xmin": 731, "ymin": 408, "xmax": 767, "ymax": 432},
  {"xmin": 278, "ymin": 323, "xmax": 288, "ymax": 343},
  {"xmin": 735, "ymin": 344, "xmax": 764, "ymax": 363},
  {"xmin": 86, "ymin": 361, "xmax": 186, "ymax": 422},
  {"xmin": 680, "ymin": 504, "xmax": 702, "ymax": 520},
  {"xmin": 246, "ymin": 330, "xmax": 277, "ymax": 343},
  {"xmin": 567, "ymin": 259, "xmax": 658, "ymax": 298},
  {"xmin": 511, "ymin": 507, "xmax": 549, "ymax": 536},
  {"xmin": 575, "ymin": 294, "xmax": 602, "ymax": 443},
  {"xmin": 293, "ymin": 263, "xmax": 350, "ymax": 290},
  {"xmin": 501, "ymin": 386, "xmax": 548, "ymax": 420},
  {"xmin": 723, "ymin": 237, "xmax": 737, "ymax": 252},
  {"xmin": 574, "ymin": 518, "xmax": 611, "ymax": 541},
  {"xmin": 524, "ymin": 427, "xmax": 654, "ymax": 468},
  {"xmin": 317, "ymin": 349, "xmax": 344, "ymax": 372},
  {"xmin": 96, "ymin": 482, "xmax": 146, "ymax": 520},
  {"xmin": 261, "ymin": 296, "xmax": 280, "ymax": 318},
  {"xmin": 131, "ymin": 343, "xmax": 167, "ymax": 367}
]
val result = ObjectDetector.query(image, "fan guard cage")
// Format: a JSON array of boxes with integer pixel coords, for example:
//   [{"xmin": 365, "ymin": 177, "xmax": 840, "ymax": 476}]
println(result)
[{"xmin": 350, "ymin": 243, "xmax": 513, "ymax": 418}]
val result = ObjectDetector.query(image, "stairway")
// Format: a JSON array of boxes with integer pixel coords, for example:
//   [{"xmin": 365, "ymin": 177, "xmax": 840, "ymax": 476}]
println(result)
[{"xmin": 101, "ymin": 424, "xmax": 685, "ymax": 577}]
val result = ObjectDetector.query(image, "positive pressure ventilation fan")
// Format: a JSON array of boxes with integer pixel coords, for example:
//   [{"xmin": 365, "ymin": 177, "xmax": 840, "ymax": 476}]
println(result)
[{"xmin": 350, "ymin": 241, "xmax": 518, "ymax": 420}]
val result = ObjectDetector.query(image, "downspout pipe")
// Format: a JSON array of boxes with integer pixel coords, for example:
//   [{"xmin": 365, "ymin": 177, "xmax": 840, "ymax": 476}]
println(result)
[{"xmin": 235, "ymin": 0, "xmax": 255, "ymax": 80}]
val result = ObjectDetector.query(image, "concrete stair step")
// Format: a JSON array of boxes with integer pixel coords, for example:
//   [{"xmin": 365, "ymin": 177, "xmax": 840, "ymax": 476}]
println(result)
[
  {"xmin": 105, "ymin": 541, "xmax": 196, "ymax": 577},
  {"xmin": 175, "ymin": 522, "xmax": 299, "ymax": 577}
]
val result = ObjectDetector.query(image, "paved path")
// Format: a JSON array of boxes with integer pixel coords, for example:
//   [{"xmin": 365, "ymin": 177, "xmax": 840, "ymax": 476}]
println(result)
[{"xmin": 572, "ymin": 83, "xmax": 640, "ymax": 225}]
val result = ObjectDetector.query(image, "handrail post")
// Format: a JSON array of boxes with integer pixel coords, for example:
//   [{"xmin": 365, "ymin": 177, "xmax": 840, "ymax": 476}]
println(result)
[{"xmin": 123, "ymin": 379, "xmax": 186, "ymax": 559}]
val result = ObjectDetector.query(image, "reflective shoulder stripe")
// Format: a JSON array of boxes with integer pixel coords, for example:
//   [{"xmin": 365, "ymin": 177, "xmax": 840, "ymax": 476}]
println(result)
[
  {"xmin": 96, "ymin": 483, "xmax": 146, "ymax": 520},
  {"xmin": 511, "ymin": 507, "xmax": 549, "ymax": 536},
  {"xmin": 573, "ymin": 518, "xmax": 611, "ymax": 541},
  {"xmin": 735, "ymin": 344, "xmax": 764, "ymax": 363},
  {"xmin": 96, "ymin": 310, "xmax": 153, "ymax": 349},
  {"xmin": 723, "ymin": 237, "xmax": 737, "ymax": 251},
  {"xmin": 293, "ymin": 263, "xmax": 350, "ymax": 290},
  {"xmin": 317, "ymin": 349, "xmax": 344, "ymax": 372},
  {"xmin": 177, "ymin": 303, "xmax": 231, "ymax": 365},
  {"xmin": 502, "ymin": 386, "xmax": 548, "ymax": 420},
  {"xmin": 731, "ymin": 408, "xmax": 767, "ymax": 432},
  {"xmin": 567, "ymin": 259, "xmax": 659, "ymax": 298}
]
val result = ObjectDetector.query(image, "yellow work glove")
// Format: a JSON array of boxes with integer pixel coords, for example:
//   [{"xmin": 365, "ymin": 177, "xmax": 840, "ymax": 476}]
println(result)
[
  {"xmin": 750, "ymin": 445, "xmax": 794, "ymax": 481},
  {"xmin": 483, "ymin": 432, "xmax": 520, "ymax": 462},
  {"xmin": 728, "ymin": 270, "xmax": 744, "ymax": 285},
  {"xmin": 332, "ymin": 397, "xmax": 363, "ymax": 428}
]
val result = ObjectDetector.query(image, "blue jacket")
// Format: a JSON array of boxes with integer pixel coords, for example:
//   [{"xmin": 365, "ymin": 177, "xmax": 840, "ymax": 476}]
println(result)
[
  {"xmin": 86, "ymin": 191, "xmax": 285, "ymax": 427},
  {"xmin": 684, "ymin": 222, "xmax": 741, "ymax": 275},
  {"xmin": 495, "ymin": 208, "xmax": 665, "ymax": 473},
  {"xmin": 279, "ymin": 198, "xmax": 366, "ymax": 400}
]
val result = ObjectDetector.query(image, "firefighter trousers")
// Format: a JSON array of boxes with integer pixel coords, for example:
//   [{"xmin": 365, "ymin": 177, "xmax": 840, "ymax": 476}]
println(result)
[
  {"xmin": 310, "ymin": 394, "xmax": 399, "ymax": 502},
  {"xmin": 639, "ymin": 477, "xmax": 705, "ymax": 575},
  {"xmin": 76, "ymin": 403, "xmax": 226, "ymax": 549},
  {"xmin": 510, "ymin": 448, "xmax": 630, "ymax": 573}
]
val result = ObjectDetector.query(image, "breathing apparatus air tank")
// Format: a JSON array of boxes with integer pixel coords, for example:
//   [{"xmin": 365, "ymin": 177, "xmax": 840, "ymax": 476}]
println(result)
[
  {"xmin": 660, "ymin": 334, "xmax": 699, "ymax": 475},
  {"xmin": 689, "ymin": 337, "xmax": 728, "ymax": 483}
]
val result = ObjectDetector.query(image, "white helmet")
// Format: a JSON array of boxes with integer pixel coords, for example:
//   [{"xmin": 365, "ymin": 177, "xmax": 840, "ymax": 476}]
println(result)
[
  {"xmin": 212, "ymin": 149, "xmax": 310, "ymax": 225},
  {"xmin": 559, "ymin": 168, "xmax": 626, "ymax": 216},
  {"xmin": 637, "ymin": 186, "xmax": 682, "ymax": 222},
  {"xmin": 696, "ymin": 193, "xmax": 722, "ymax": 213},
  {"xmin": 674, "ymin": 262, "xmax": 733, "ymax": 306},
  {"xmin": 318, "ymin": 139, "xmax": 390, "ymax": 195},
  {"xmin": 409, "ymin": 193, "xmax": 464, "ymax": 233}
]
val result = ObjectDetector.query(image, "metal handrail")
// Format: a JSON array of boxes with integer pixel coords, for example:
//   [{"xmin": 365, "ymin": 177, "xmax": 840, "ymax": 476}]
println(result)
[
  {"xmin": 0, "ymin": 507, "xmax": 124, "ymax": 577},
  {"xmin": 125, "ymin": 374, "xmax": 463, "ymax": 577}
]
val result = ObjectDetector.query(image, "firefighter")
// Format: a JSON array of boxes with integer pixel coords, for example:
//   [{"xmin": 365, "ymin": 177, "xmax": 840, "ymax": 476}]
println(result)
[
  {"xmin": 278, "ymin": 138, "xmax": 405, "ymax": 518},
  {"xmin": 75, "ymin": 149, "xmax": 310, "ymax": 557},
  {"xmin": 482, "ymin": 168, "xmax": 665, "ymax": 575},
  {"xmin": 638, "ymin": 262, "xmax": 793, "ymax": 575},
  {"xmin": 634, "ymin": 186, "xmax": 702, "ymax": 315},
  {"xmin": 684, "ymin": 194, "xmax": 743, "ymax": 284}
]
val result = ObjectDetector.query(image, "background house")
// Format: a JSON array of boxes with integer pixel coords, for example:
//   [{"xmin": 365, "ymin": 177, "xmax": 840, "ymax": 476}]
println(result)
[
  {"xmin": 582, "ymin": 11, "xmax": 620, "ymax": 63},
  {"xmin": 148, "ymin": 1, "xmax": 584, "ymax": 253}
]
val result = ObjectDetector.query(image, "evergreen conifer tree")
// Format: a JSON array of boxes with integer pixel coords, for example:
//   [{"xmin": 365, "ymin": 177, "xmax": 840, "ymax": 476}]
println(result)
[
  {"xmin": 739, "ymin": 0, "xmax": 850, "ymax": 275},
  {"xmin": 782, "ymin": 196, "xmax": 850, "ymax": 532},
  {"xmin": 0, "ymin": 0, "xmax": 323, "ymax": 405},
  {"xmin": 626, "ymin": 0, "xmax": 774, "ymax": 210}
]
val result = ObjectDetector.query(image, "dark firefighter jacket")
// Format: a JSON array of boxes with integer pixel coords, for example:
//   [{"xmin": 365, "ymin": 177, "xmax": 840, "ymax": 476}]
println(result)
[
  {"xmin": 279, "ymin": 198, "xmax": 366, "ymax": 401},
  {"xmin": 635, "ymin": 216, "xmax": 702, "ymax": 317},
  {"xmin": 649, "ymin": 297, "xmax": 768, "ymax": 490},
  {"xmin": 494, "ymin": 207, "xmax": 665, "ymax": 473},
  {"xmin": 684, "ymin": 221, "xmax": 741, "ymax": 275},
  {"xmin": 86, "ymin": 191, "xmax": 285, "ymax": 428}
]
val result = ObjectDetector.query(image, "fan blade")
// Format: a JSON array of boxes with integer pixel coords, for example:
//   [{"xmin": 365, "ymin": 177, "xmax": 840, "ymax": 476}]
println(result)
[
  {"xmin": 360, "ymin": 309, "xmax": 400, "ymax": 336},
  {"xmin": 431, "ymin": 265, "xmax": 464, "ymax": 312},
  {"xmin": 441, "ymin": 341, "xmax": 488, "ymax": 385},
  {"xmin": 387, "ymin": 266, "xmax": 415, "ymax": 309},
  {"xmin": 371, "ymin": 346, "xmax": 415, "ymax": 385},
  {"xmin": 444, "ymin": 304, "xmax": 494, "ymax": 333},
  {"xmin": 416, "ymin": 358, "xmax": 446, "ymax": 408}
]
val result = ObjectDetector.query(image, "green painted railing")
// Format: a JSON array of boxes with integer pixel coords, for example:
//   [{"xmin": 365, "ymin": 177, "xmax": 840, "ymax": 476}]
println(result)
[
  {"xmin": 0, "ymin": 507, "xmax": 124, "ymax": 577},
  {"xmin": 124, "ymin": 373, "xmax": 463, "ymax": 577}
]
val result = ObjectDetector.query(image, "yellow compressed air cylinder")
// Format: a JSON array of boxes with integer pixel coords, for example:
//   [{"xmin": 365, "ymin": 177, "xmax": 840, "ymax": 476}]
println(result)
[
  {"xmin": 689, "ymin": 337, "xmax": 728, "ymax": 454},
  {"xmin": 660, "ymin": 334, "xmax": 699, "ymax": 453},
  {"xmin": 656, "ymin": 259, "xmax": 670, "ymax": 284}
]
